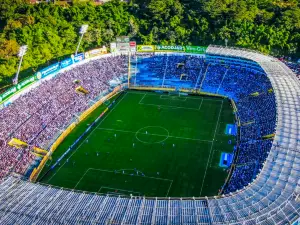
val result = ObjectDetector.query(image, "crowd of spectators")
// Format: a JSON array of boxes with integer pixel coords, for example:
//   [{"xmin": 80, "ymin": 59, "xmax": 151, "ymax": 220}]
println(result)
[
  {"xmin": 0, "ymin": 53, "xmax": 281, "ymax": 194},
  {"xmin": 135, "ymin": 54, "xmax": 277, "ymax": 193},
  {"xmin": 279, "ymin": 57, "xmax": 300, "ymax": 80},
  {"xmin": 135, "ymin": 55, "xmax": 205, "ymax": 87},
  {"xmin": 0, "ymin": 56, "xmax": 127, "ymax": 180}
]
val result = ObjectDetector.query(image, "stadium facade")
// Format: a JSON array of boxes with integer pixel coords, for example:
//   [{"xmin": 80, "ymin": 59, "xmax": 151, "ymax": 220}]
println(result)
[{"xmin": 0, "ymin": 46, "xmax": 299, "ymax": 224}]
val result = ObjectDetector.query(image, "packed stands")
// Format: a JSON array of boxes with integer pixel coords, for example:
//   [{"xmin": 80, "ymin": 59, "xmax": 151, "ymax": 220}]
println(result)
[
  {"xmin": 0, "ymin": 46, "xmax": 298, "ymax": 224},
  {"xmin": 0, "ymin": 56, "xmax": 127, "ymax": 180},
  {"xmin": 279, "ymin": 58, "xmax": 300, "ymax": 80},
  {"xmin": 133, "ymin": 53, "xmax": 277, "ymax": 194}
]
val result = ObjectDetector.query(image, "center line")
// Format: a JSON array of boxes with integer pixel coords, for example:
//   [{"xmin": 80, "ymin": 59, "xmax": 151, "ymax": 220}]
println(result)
[{"xmin": 97, "ymin": 127, "xmax": 213, "ymax": 142}]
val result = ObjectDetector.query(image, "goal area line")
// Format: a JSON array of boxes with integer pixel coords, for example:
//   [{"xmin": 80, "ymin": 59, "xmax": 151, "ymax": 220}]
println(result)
[
  {"xmin": 159, "ymin": 95, "xmax": 187, "ymax": 101},
  {"xmin": 75, "ymin": 168, "xmax": 174, "ymax": 197}
]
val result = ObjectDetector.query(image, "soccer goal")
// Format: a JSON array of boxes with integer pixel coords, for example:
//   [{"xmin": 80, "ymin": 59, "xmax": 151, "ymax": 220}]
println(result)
[{"xmin": 168, "ymin": 91, "xmax": 188, "ymax": 98}]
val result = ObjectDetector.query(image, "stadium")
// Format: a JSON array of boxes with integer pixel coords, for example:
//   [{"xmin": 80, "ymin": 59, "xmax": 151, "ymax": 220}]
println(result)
[{"xmin": 0, "ymin": 42, "xmax": 299, "ymax": 225}]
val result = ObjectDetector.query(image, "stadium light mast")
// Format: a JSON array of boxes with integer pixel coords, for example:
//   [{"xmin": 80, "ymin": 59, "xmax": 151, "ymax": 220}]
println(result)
[
  {"xmin": 75, "ymin": 24, "xmax": 88, "ymax": 56},
  {"xmin": 13, "ymin": 45, "xmax": 28, "ymax": 85}
]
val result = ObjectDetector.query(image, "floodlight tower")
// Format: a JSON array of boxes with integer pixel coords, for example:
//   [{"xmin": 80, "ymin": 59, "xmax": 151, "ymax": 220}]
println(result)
[
  {"xmin": 14, "ymin": 45, "xmax": 28, "ymax": 84},
  {"xmin": 75, "ymin": 24, "xmax": 89, "ymax": 56}
]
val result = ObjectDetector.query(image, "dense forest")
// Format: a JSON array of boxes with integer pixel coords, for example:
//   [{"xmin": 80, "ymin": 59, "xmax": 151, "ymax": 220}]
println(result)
[{"xmin": 0, "ymin": 0, "xmax": 299, "ymax": 87}]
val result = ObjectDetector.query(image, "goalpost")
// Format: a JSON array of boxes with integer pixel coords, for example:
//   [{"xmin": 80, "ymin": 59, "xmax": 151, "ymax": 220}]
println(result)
[
  {"xmin": 168, "ymin": 90, "xmax": 180, "ymax": 97},
  {"xmin": 167, "ymin": 90, "xmax": 188, "ymax": 97}
]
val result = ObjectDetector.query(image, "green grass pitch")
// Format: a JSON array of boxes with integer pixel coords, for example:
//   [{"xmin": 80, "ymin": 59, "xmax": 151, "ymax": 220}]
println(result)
[{"xmin": 39, "ymin": 90, "xmax": 236, "ymax": 197}]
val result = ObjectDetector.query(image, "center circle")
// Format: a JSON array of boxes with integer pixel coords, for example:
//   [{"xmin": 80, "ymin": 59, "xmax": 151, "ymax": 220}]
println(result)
[{"xmin": 135, "ymin": 126, "xmax": 169, "ymax": 144}]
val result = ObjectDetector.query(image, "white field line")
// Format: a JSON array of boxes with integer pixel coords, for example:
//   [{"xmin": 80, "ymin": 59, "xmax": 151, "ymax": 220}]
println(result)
[
  {"xmin": 166, "ymin": 180, "xmax": 173, "ymax": 197},
  {"xmin": 199, "ymin": 100, "xmax": 224, "ymax": 196},
  {"xmin": 96, "ymin": 127, "xmax": 213, "ymax": 143},
  {"xmin": 138, "ymin": 92, "xmax": 221, "ymax": 111},
  {"xmin": 138, "ymin": 93, "xmax": 147, "ymax": 104},
  {"xmin": 73, "ymin": 168, "xmax": 90, "ymax": 189},
  {"xmin": 209, "ymin": 149, "xmax": 218, "ymax": 168},
  {"xmin": 202, "ymin": 98, "xmax": 223, "ymax": 103},
  {"xmin": 159, "ymin": 95, "xmax": 187, "ymax": 101},
  {"xmin": 139, "ymin": 102, "xmax": 201, "ymax": 111},
  {"xmin": 47, "ymin": 92, "xmax": 128, "ymax": 183},
  {"xmin": 83, "ymin": 167, "xmax": 173, "ymax": 196},
  {"xmin": 88, "ymin": 168, "xmax": 173, "ymax": 182},
  {"xmin": 98, "ymin": 186, "xmax": 141, "ymax": 195},
  {"xmin": 198, "ymin": 98, "xmax": 204, "ymax": 110}
]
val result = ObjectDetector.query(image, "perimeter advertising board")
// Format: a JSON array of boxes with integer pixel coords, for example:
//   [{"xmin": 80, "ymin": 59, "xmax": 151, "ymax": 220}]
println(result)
[
  {"xmin": 185, "ymin": 46, "xmax": 207, "ymax": 54},
  {"xmin": 137, "ymin": 45, "xmax": 207, "ymax": 54},
  {"xmin": 0, "ymin": 76, "xmax": 36, "ymax": 103},
  {"xmin": 85, "ymin": 47, "xmax": 108, "ymax": 59},
  {"xmin": 35, "ymin": 63, "xmax": 60, "ymax": 80},
  {"xmin": 0, "ymin": 86, "xmax": 17, "ymax": 103},
  {"xmin": 129, "ymin": 41, "xmax": 137, "ymax": 52},
  {"xmin": 137, "ymin": 45, "xmax": 155, "ymax": 52},
  {"xmin": 72, "ymin": 53, "xmax": 85, "ymax": 63},
  {"xmin": 155, "ymin": 45, "xmax": 185, "ymax": 52},
  {"xmin": 60, "ymin": 58, "xmax": 73, "ymax": 69},
  {"xmin": 16, "ymin": 76, "xmax": 36, "ymax": 90}
]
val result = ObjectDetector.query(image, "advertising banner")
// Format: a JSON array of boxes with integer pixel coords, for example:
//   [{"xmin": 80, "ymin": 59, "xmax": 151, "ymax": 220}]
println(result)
[
  {"xmin": 0, "ymin": 86, "xmax": 17, "ymax": 103},
  {"xmin": 155, "ymin": 45, "xmax": 185, "ymax": 52},
  {"xmin": 60, "ymin": 58, "xmax": 73, "ymax": 69},
  {"xmin": 16, "ymin": 76, "xmax": 35, "ymax": 90},
  {"xmin": 136, "ymin": 45, "xmax": 207, "ymax": 54},
  {"xmin": 0, "ymin": 76, "xmax": 36, "ymax": 103},
  {"xmin": 117, "ymin": 42, "xmax": 130, "ymax": 53},
  {"xmin": 72, "ymin": 53, "xmax": 85, "ymax": 63},
  {"xmin": 129, "ymin": 41, "xmax": 136, "ymax": 52},
  {"xmin": 185, "ymin": 46, "xmax": 208, "ymax": 54},
  {"xmin": 36, "ymin": 63, "xmax": 60, "ymax": 80},
  {"xmin": 137, "ymin": 45, "xmax": 155, "ymax": 52},
  {"xmin": 85, "ymin": 47, "xmax": 107, "ymax": 58}
]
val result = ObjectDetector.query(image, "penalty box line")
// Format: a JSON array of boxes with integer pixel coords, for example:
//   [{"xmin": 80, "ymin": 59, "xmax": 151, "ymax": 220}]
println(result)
[
  {"xmin": 96, "ymin": 127, "xmax": 213, "ymax": 143},
  {"xmin": 139, "ymin": 102, "xmax": 201, "ymax": 111},
  {"xmin": 139, "ymin": 93, "xmax": 201, "ymax": 111},
  {"xmin": 139, "ymin": 93, "xmax": 217, "ymax": 111},
  {"xmin": 75, "ymin": 168, "xmax": 173, "ymax": 197}
]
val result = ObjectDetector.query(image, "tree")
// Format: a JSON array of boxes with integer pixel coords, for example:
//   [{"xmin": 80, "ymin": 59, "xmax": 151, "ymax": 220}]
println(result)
[
  {"xmin": 0, "ymin": 40, "xmax": 20, "ymax": 59},
  {"xmin": 0, "ymin": 0, "xmax": 299, "ymax": 86}
]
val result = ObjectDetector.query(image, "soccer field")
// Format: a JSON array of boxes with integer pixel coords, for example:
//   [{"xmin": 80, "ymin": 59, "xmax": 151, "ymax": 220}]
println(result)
[{"xmin": 39, "ymin": 90, "xmax": 236, "ymax": 197}]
